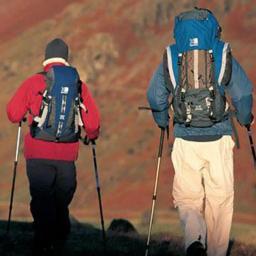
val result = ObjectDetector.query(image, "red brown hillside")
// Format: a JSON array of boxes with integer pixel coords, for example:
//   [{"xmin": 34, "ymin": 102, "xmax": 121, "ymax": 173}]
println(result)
[
  {"xmin": 0, "ymin": 0, "xmax": 255, "ymax": 228},
  {"xmin": 0, "ymin": 0, "xmax": 82, "ymax": 42}
]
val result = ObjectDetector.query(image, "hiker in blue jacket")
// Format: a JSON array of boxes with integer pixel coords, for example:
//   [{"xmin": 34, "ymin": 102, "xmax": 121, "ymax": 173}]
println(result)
[{"xmin": 147, "ymin": 8, "xmax": 254, "ymax": 256}]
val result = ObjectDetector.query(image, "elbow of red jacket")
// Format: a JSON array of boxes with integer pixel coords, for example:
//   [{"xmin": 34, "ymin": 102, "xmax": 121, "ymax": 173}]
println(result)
[
  {"xmin": 6, "ymin": 106, "xmax": 23, "ymax": 123},
  {"xmin": 85, "ymin": 126, "xmax": 100, "ymax": 140}
]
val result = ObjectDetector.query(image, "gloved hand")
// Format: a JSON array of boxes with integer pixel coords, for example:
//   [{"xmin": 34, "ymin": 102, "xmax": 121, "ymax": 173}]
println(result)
[
  {"xmin": 83, "ymin": 136, "xmax": 97, "ymax": 145},
  {"xmin": 158, "ymin": 125, "xmax": 166, "ymax": 130},
  {"xmin": 245, "ymin": 113, "xmax": 254, "ymax": 129}
]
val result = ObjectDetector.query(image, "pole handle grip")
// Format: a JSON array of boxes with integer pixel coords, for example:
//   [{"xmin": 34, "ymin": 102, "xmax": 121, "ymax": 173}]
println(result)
[{"xmin": 158, "ymin": 128, "xmax": 165, "ymax": 157}]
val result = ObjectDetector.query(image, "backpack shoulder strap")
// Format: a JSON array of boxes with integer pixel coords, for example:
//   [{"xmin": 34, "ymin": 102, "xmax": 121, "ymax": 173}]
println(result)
[
  {"xmin": 213, "ymin": 41, "xmax": 232, "ymax": 86},
  {"xmin": 163, "ymin": 49, "xmax": 174, "ymax": 94},
  {"xmin": 37, "ymin": 71, "xmax": 47, "ymax": 76},
  {"xmin": 219, "ymin": 42, "xmax": 232, "ymax": 86},
  {"xmin": 163, "ymin": 45, "xmax": 179, "ymax": 93},
  {"xmin": 37, "ymin": 69, "xmax": 54, "ymax": 94}
]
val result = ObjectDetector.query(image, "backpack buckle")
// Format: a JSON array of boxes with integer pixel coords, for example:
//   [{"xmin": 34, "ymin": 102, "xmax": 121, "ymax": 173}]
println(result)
[
  {"xmin": 209, "ymin": 50, "xmax": 214, "ymax": 62},
  {"xmin": 178, "ymin": 53, "xmax": 183, "ymax": 65},
  {"xmin": 181, "ymin": 88, "xmax": 186, "ymax": 101},
  {"xmin": 209, "ymin": 86, "xmax": 215, "ymax": 99}
]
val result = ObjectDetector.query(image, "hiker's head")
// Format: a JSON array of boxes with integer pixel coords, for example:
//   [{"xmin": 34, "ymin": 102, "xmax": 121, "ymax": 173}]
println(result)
[{"xmin": 44, "ymin": 38, "xmax": 69, "ymax": 62}]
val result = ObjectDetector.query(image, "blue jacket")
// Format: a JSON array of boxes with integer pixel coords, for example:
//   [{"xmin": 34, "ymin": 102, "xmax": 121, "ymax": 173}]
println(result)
[{"xmin": 147, "ymin": 57, "xmax": 253, "ymax": 140}]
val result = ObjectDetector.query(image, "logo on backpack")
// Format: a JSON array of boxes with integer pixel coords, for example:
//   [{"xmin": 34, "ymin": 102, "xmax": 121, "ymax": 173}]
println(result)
[
  {"xmin": 189, "ymin": 38, "xmax": 199, "ymax": 47},
  {"xmin": 31, "ymin": 66, "xmax": 86, "ymax": 142},
  {"xmin": 163, "ymin": 7, "xmax": 232, "ymax": 128}
]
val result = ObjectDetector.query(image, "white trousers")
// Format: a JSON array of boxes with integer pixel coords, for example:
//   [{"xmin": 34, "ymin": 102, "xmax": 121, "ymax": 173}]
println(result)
[{"xmin": 171, "ymin": 136, "xmax": 235, "ymax": 256}]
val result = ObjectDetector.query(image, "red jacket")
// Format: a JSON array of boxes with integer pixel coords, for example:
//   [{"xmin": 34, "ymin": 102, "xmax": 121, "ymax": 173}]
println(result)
[{"xmin": 6, "ymin": 62, "xmax": 100, "ymax": 161}]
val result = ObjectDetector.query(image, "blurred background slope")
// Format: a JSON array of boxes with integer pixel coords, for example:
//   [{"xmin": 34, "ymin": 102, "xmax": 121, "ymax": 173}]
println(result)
[{"xmin": 0, "ymin": 0, "xmax": 255, "ymax": 243}]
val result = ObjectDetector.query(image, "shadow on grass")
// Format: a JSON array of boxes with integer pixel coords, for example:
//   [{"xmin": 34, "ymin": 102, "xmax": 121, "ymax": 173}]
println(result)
[{"xmin": 0, "ymin": 219, "xmax": 256, "ymax": 256}]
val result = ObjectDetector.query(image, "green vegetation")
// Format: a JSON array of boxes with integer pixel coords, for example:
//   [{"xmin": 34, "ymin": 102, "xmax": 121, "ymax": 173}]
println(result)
[
  {"xmin": 0, "ymin": 220, "xmax": 182, "ymax": 256},
  {"xmin": 1, "ymin": 219, "xmax": 255, "ymax": 256}
]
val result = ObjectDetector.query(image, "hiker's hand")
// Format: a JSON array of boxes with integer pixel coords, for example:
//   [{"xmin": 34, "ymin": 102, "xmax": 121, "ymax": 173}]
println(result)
[
  {"xmin": 251, "ymin": 115, "xmax": 255, "ymax": 126},
  {"xmin": 83, "ymin": 136, "xmax": 96, "ymax": 145},
  {"xmin": 158, "ymin": 125, "xmax": 166, "ymax": 130},
  {"xmin": 245, "ymin": 114, "xmax": 254, "ymax": 129},
  {"xmin": 83, "ymin": 136, "xmax": 92, "ymax": 145},
  {"xmin": 18, "ymin": 117, "xmax": 27, "ymax": 125}
]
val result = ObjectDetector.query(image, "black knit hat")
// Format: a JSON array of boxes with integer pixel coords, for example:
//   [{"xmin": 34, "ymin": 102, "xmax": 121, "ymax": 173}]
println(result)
[{"xmin": 44, "ymin": 38, "xmax": 69, "ymax": 61}]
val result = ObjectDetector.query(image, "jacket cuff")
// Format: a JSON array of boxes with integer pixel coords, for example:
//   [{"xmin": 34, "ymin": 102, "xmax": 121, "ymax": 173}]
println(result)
[
  {"xmin": 86, "ymin": 128, "xmax": 100, "ymax": 140},
  {"xmin": 152, "ymin": 111, "xmax": 169, "ymax": 128}
]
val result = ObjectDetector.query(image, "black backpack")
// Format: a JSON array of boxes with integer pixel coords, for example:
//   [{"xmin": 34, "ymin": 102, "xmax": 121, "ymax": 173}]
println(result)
[{"xmin": 31, "ymin": 66, "xmax": 85, "ymax": 142}]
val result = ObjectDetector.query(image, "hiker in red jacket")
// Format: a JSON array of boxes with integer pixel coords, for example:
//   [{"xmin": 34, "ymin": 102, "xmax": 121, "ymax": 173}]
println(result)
[{"xmin": 7, "ymin": 38, "xmax": 100, "ymax": 255}]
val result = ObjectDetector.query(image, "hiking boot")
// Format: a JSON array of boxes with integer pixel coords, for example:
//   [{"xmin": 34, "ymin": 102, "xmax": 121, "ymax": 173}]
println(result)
[{"xmin": 186, "ymin": 241, "xmax": 207, "ymax": 256}]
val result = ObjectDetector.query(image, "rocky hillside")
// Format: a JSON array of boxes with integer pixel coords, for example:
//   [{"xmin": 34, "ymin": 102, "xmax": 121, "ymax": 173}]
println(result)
[{"xmin": 0, "ymin": 0, "xmax": 255, "ymax": 233}]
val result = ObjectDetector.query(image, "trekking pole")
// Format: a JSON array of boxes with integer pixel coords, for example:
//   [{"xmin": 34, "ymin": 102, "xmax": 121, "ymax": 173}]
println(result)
[
  {"xmin": 6, "ymin": 120, "xmax": 23, "ymax": 234},
  {"xmin": 138, "ymin": 106, "xmax": 153, "ymax": 111},
  {"xmin": 138, "ymin": 103, "xmax": 172, "ymax": 112},
  {"xmin": 246, "ymin": 125, "xmax": 256, "ymax": 169},
  {"xmin": 145, "ymin": 128, "xmax": 165, "ymax": 256},
  {"xmin": 91, "ymin": 140, "xmax": 107, "ymax": 252}
]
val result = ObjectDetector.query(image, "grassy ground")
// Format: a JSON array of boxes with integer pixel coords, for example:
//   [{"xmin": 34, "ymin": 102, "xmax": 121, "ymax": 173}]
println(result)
[
  {"xmin": 0, "ymin": 219, "xmax": 256, "ymax": 256},
  {"xmin": 0, "ymin": 220, "xmax": 182, "ymax": 256}
]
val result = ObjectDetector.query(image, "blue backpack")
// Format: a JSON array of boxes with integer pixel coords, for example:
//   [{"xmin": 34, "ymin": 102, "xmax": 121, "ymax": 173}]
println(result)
[
  {"xmin": 163, "ymin": 7, "xmax": 232, "ymax": 127},
  {"xmin": 31, "ymin": 66, "xmax": 85, "ymax": 142}
]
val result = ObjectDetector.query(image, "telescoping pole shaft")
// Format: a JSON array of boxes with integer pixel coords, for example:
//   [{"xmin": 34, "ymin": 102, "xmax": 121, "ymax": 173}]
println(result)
[
  {"xmin": 246, "ymin": 126, "xmax": 256, "ymax": 169},
  {"xmin": 6, "ymin": 121, "xmax": 22, "ymax": 233},
  {"xmin": 145, "ymin": 128, "xmax": 165, "ymax": 256},
  {"xmin": 91, "ymin": 141, "xmax": 107, "ymax": 252}
]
